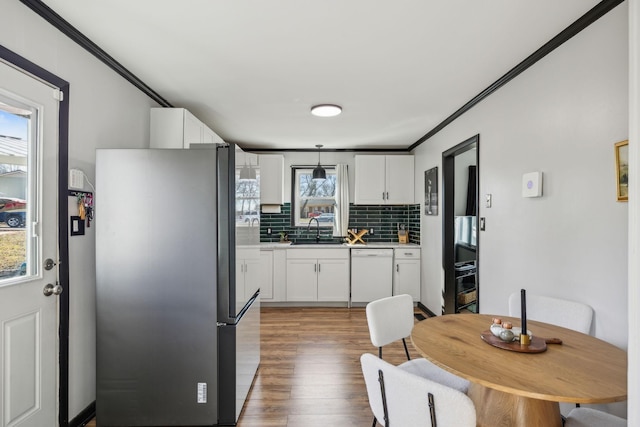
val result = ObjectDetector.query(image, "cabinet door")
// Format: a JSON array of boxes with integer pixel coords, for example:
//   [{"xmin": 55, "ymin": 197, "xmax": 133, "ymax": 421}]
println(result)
[
  {"xmin": 202, "ymin": 125, "xmax": 224, "ymax": 145},
  {"xmin": 393, "ymin": 259, "xmax": 420, "ymax": 301},
  {"xmin": 150, "ymin": 108, "xmax": 187, "ymax": 149},
  {"xmin": 286, "ymin": 259, "xmax": 318, "ymax": 301},
  {"xmin": 317, "ymin": 258, "xmax": 350, "ymax": 301},
  {"xmin": 354, "ymin": 155, "xmax": 386, "ymax": 204},
  {"xmin": 259, "ymin": 155, "xmax": 284, "ymax": 205},
  {"xmin": 183, "ymin": 110, "xmax": 203, "ymax": 147},
  {"xmin": 259, "ymin": 251, "xmax": 274, "ymax": 300},
  {"xmin": 386, "ymin": 156, "xmax": 415, "ymax": 204},
  {"xmin": 244, "ymin": 256, "xmax": 261, "ymax": 300},
  {"xmin": 272, "ymin": 250, "xmax": 287, "ymax": 302}
]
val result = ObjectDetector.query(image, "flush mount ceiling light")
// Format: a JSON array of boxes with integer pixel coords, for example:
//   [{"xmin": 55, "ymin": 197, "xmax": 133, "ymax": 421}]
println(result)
[
  {"xmin": 312, "ymin": 144, "xmax": 326, "ymax": 180},
  {"xmin": 310, "ymin": 104, "xmax": 342, "ymax": 117}
]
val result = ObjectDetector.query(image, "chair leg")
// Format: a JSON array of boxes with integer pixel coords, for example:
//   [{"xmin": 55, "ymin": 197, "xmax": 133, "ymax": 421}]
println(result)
[
  {"xmin": 402, "ymin": 338, "xmax": 411, "ymax": 360},
  {"xmin": 371, "ymin": 416, "xmax": 377, "ymax": 427},
  {"xmin": 377, "ymin": 369, "xmax": 390, "ymax": 427},
  {"xmin": 428, "ymin": 392, "xmax": 437, "ymax": 427}
]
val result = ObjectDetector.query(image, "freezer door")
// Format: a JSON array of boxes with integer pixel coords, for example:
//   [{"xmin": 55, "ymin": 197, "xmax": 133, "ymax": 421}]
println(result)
[
  {"xmin": 218, "ymin": 144, "xmax": 260, "ymax": 322},
  {"xmin": 218, "ymin": 293, "xmax": 261, "ymax": 425}
]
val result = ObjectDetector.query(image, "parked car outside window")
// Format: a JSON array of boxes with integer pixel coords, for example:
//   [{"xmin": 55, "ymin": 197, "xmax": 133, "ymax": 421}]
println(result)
[
  {"xmin": 316, "ymin": 212, "xmax": 334, "ymax": 223},
  {"xmin": 0, "ymin": 197, "xmax": 26, "ymax": 228}
]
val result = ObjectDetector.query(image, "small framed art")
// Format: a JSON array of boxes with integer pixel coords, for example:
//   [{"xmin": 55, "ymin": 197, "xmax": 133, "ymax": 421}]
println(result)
[
  {"xmin": 425, "ymin": 167, "xmax": 438, "ymax": 215},
  {"xmin": 614, "ymin": 140, "xmax": 628, "ymax": 202}
]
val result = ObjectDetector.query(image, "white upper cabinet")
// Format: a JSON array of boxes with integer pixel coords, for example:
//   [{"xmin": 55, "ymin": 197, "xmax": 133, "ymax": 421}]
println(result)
[
  {"xmin": 259, "ymin": 154, "xmax": 284, "ymax": 205},
  {"xmin": 150, "ymin": 107, "xmax": 224, "ymax": 149},
  {"xmin": 354, "ymin": 155, "xmax": 414, "ymax": 204}
]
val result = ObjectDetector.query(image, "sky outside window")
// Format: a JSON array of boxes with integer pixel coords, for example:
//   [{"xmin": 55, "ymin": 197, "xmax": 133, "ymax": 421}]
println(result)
[{"xmin": 0, "ymin": 110, "xmax": 28, "ymax": 140}]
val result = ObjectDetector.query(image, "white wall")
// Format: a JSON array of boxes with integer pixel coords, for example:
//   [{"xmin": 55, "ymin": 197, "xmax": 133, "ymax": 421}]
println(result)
[
  {"xmin": 628, "ymin": 0, "xmax": 639, "ymax": 424},
  {"xmin": 2, "ymin": 1, "xmax": 158, "ymax": 420},
  {"xmin": 415, "ymin": 7, "xmax": 629, "ymax": 417},
  {"xmin": 413, "ymin": 3, "xmax": 629, "ymax": 348}
]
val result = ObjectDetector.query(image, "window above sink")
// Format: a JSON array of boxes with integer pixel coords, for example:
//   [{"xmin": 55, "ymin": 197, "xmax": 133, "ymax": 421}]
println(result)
[{"xmin": 291, "ymin": 166, "xmax": 336, "ymax": 227}]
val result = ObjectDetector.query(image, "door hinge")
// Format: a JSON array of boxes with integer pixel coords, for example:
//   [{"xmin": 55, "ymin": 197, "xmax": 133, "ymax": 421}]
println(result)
[{"xmin": 53, "ymin": 89, "xmax": 64, "ymax": 101}]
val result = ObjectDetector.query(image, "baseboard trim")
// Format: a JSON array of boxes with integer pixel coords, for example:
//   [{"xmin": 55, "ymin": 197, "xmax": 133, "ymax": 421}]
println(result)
[
  {"xmin": 69, "ymin": 401, "xmax": 95, "ymax": 427},
  {"xmin": 418, "ymin": 302, "xmax": 437, "ymax": 318}
]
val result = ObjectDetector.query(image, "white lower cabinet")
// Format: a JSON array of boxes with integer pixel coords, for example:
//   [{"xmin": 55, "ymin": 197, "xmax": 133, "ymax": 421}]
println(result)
[
  {"xmin": 286, "ymin": 248, "xmax": 350, "ymax": 302},
  {"xmin": 260, "ymin": 248, "xmax": 287, "ymax": 302},
  {"xmin": 237, "ymin": 250, "xmax": 261, "ymax": 303},
  {"xmin": 259, "ymin": 250, "xmax": 274, "ymax": 300},
  {"xmin": 393, "ymin": 248, "xmax": 421, "ymax": 301}
]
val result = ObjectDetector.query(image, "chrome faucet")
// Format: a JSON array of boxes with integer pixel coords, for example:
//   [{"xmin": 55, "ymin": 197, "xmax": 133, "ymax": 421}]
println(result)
[{"xmin": 307, "ymin": 217, "xmax": 320, "ymax": 242}]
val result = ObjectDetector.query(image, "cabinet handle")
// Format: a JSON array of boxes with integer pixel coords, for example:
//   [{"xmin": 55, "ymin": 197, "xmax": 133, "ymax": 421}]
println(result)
[
  {"xmin": 386, "ymin": 191, "xmax": 389, "ymax": 200},
  {"xmin": 318, "ymin": 263, "xmax": 321, "ymax": 273},
  {"xmin": 396, "ymin": 264, "xmax": 399, "ymax": 272},
  {"xmin": 314, "ymin": 264, "xmax": 317, "ymax": 272},
  {"xmin": 382, "ymin": 192, "xmax": 385, "ymax": 200}
]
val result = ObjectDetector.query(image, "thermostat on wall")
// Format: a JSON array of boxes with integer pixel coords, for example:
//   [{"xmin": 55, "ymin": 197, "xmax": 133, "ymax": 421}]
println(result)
[
  {"xmin": 69, "ymin": 169, "xmax": 84, "ymax": 189},
  {"xmin": 522, "ymin": 172, "xmax": 543, "ymax": 198}
]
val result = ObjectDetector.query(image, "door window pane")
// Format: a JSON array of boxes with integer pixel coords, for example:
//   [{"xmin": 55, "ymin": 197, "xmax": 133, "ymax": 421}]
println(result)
[{"xmin": 0, "ymin": 99, "xmax": 35, "ymax": 283}]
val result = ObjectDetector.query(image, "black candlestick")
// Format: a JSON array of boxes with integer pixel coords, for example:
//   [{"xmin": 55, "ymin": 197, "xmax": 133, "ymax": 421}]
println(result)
[{"xmin": 520, "ymin": 289, "xmax": 530, "ymax": 345}]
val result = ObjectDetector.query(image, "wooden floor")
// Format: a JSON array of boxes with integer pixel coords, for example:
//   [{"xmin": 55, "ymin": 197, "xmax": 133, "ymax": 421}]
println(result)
[{"xmin": 86, "ymin": 306, "xmax": 425, "ymax": 427}]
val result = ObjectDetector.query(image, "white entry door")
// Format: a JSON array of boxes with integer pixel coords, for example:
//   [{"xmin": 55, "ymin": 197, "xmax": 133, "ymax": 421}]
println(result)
[{"xmin": 0, "ymin": 61, "xmax": 60, "ymax": 426}]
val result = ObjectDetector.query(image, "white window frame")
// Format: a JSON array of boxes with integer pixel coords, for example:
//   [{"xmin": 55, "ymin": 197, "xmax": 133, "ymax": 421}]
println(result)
[
  {"xmin": 0, "ymin": 93, "xmax": 39, "ymax": 286},
  {"xmin": 292, "ymin": 166, "xmax": 336, "ymax": 227}
]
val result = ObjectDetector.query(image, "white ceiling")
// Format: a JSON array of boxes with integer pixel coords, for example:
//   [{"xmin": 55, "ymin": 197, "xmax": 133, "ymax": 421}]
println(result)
[{"xmin": 41, "ymin": 0, "xmax": 601, "ymax": 151}]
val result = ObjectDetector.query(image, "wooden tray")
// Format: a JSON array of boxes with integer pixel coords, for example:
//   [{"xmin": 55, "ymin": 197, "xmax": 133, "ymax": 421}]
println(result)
[{"xmin": 480, "ymin": 330, "xmax": 547, "ymax": 353}]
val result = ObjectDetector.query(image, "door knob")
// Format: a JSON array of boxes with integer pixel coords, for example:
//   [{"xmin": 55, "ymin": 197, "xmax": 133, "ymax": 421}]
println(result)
[{"xmin": 43, "ymin": 283, "xmax": 63, "ymax": 296}]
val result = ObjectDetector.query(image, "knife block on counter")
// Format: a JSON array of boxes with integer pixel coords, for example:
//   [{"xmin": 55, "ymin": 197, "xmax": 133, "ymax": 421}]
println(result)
[{"xmin": 397, "ymin": 230, "xmax": 408, "ymax": 244}]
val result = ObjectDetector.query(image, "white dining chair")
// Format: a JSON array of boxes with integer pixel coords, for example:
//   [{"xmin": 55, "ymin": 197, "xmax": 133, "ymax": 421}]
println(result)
[
  {"xmin": 508, "ymin": 291, "xmax": 594, "ymax": 414},
  {"xmin": 365, "ymin": 294, "xmax": 469, "ymax": 393},
  {"xmin": 564, "ymin": 407, "xmax": 627, "ymax": 427},
  {"xmin": 507, "ymin": 292, "xmax": 593, "ymax": 334},
  {"xmin": 360, "ymin": 353, "xmax": 476, "ymax": 427}
]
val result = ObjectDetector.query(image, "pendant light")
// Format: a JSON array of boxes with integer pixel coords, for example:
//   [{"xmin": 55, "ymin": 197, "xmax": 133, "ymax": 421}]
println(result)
[{"xmin": 312, "ymin": 144, "xmax": 326, "ymax": 180}]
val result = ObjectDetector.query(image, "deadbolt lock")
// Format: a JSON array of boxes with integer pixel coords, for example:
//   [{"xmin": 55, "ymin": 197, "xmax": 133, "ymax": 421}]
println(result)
[{"xmin": 44, "ymin": 258, "xmax": 56, "ymax": 271}]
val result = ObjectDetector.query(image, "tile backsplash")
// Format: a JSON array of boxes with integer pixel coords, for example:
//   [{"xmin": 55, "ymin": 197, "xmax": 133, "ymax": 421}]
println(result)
[{"xmin": 260, "ymin": 203, "xmax": 421, "ymax": 244}]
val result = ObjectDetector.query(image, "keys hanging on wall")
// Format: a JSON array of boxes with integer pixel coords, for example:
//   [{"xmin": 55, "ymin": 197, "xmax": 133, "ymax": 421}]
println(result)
[
  {"xmin": 74, "ymin": 192, "xmax": 95, "ymax": 228},
  {"xmin": 85, "ymin": 193, "xmax": 94, "ymax": 227}
]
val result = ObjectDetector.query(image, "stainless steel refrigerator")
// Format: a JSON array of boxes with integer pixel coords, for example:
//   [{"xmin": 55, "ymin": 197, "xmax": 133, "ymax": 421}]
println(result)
[{"xmin": 95, "ymin": 143, "xmax": 260, "ymax": 426}]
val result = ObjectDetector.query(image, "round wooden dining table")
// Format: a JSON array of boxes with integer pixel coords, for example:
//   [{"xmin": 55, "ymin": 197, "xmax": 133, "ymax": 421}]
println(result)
[{"xmin": 410, "ymin": 314, "xmax": 627, "ymax": 427}]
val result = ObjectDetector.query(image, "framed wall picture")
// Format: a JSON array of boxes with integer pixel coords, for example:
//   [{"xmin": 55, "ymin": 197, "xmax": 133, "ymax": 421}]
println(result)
[
  {"xmin": 614, "ymin": 140, "xmax": 628, "ymax": 202},
  {"xmin": 425, "ymin": 167, "xmax": 438, "ymax": 215}
]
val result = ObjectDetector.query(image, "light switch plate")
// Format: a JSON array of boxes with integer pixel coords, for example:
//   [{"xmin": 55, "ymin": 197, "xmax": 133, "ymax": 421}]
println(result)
[{"xmin": 522, "ymin": 172, "xmax": 543, "ymax": 198}]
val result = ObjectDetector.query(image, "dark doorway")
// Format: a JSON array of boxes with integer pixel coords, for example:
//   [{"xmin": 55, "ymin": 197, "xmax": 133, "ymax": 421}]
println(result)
[{"xmin": 442, "ymin": 135, "xmax": 479, "ymax": 314}]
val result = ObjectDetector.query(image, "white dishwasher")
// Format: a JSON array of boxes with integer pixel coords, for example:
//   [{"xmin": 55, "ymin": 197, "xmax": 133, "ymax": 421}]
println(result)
[{"xmin": 350, "ymin": 248, "xmax": 394, "ymax": 303}]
